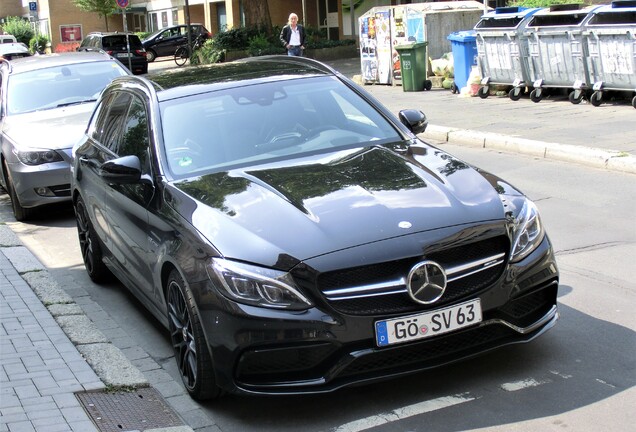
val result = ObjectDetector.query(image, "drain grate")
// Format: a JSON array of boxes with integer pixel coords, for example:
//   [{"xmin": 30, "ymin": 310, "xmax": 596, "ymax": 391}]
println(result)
[{"xmin": 77, "ymin": 387, "xmax": 185, "ymax": 432}]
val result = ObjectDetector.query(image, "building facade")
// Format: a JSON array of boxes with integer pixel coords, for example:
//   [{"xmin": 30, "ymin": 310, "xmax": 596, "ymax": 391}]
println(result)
[{"xmin": 1, "ymin": 1, "xmax": 430, "ymax": 50}]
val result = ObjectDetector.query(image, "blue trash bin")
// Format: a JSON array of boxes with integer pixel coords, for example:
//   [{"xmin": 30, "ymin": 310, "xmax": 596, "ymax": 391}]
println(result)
[{"xmin": 447, "ymin": 30, "xmax": 478, "ymax": 94}]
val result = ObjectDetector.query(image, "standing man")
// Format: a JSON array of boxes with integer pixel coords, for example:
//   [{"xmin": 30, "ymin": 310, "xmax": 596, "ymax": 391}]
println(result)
[{"xmin": 280, "ymin": 13, "xmax": 306, "ymax": 57}]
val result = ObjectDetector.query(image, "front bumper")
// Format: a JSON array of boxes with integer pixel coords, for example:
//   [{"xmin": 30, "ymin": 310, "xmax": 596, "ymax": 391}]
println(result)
[
  {"xmin": 6, "ymin": 158, "xmax": 72, "ymax": 209},
  {"xmin": 197, "ymin": 236, "xmax": 559, "ymax": 396}
]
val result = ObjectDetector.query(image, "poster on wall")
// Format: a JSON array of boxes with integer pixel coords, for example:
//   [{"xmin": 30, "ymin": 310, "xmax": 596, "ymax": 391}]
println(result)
[
  {"xmin": 359, "ymin": 15, "xmax": 378, "ymax": 82},
  {"xmin": 60, "ymin": 25, "xmax": 82, "ymax": 43},
  {"xmin": 374, "ymin": 10, "xmax": 392, "ymax": 85}
]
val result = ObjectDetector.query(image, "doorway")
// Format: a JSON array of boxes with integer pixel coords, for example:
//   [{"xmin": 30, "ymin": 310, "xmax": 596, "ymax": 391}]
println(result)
[{"xmin": 318, "ymin": 0, "xmax": 339, "ymax": 40}]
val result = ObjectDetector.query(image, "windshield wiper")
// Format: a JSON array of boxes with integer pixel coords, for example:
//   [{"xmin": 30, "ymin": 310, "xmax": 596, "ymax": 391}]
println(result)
[{"xmin": 56, "ymin": 98, "xmax": 97, "ymax": 108}]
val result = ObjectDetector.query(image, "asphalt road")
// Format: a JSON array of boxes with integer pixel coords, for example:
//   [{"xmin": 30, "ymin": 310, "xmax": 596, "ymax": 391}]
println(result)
[{"xmin": 2, "ymin": 142, "xmax": 634, "ymax": 432}]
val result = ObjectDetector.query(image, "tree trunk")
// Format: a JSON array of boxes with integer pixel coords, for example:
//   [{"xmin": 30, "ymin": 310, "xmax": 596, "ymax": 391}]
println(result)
[
  {"xmin": 104, "ymin": 15, "xmax": 109, "ymax": 32},
  {"xmin": 243, "ymin": 0, "xmax": 272, "ymax": 32}
]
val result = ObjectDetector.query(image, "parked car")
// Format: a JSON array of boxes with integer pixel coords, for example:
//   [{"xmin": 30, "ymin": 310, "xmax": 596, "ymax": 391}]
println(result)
[
  {"xmin": 0, "ymin": 42, "xmax": 30, "ymax": 60},
  {"xmin": 71, "ymin": 56, "xmax": 559, "ymax": 400},
  {"xmin": 0, "ymin": 52, "xmax": 129, "ymax": 221},
  {"xmin": 78, "ymin": 32, "xmax": 147, "ymax": 75},
  {"xmin": 0, "ymin": 34, "xmax": 18, "ymax": 44},
  {"xmin": 142, "ymin": 24, "xmax": 210, "ymax": 62}
]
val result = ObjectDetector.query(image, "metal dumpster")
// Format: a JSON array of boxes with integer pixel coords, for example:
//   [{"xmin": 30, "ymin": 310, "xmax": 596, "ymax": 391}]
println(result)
[
  {"xmin": 583, "ymin": 0, "xmax": 636, "ymax": 108},
  {"xmin": 524, "ymin": 4, "xmax": 602, "ymax": 104},
  {"xmin": 474, "ymin": 6, "xmax": 541, "ymax": 100}
]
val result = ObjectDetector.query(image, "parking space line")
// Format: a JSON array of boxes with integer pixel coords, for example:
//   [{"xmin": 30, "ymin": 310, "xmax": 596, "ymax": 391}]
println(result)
[{"xmin": 332, "ymin": 393, "xmax": 476, "ymax": 432}]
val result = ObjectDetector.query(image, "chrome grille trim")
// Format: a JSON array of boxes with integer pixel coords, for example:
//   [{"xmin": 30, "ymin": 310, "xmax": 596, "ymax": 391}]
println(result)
[{"xmin": 323, "ymin": 252, "xmax": 506, "ymax": 301}]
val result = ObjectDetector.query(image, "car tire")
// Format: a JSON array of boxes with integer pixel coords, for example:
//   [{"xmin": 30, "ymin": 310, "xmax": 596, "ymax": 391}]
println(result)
[
  {"xmin": 3, "ymin": 161, "xmax": 34, "ymax": 221},
  {"xmin": 166, "ymin": 269, "xmax": 222, "ymax": 400},
  {"xmin": 146, "ymin": 50, "xmax": 156, "ymax": 62},
  {"xmin": 74, "ymin": 195, "xmax": 111, "ymax": 283}
]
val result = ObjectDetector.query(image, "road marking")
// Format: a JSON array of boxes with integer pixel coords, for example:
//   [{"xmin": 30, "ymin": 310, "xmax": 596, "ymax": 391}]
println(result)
[
  {"xmin": 500, "ymin": 378, "xmax": 551, "ymax": 392},
  {"xmin": 332, "ymin": 393, "xmax": 475, "ymax": 432},
  {"xmin": 549, "ymin": 370, "xmax": 572, "ymax": 379}
]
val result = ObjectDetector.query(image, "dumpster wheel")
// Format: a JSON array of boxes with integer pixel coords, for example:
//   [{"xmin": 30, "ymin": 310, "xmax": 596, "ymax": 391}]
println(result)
[
  {"xmin": 450, "ymin": 82, "xmax": 459, "ymax": 94},
  {"xmin": 478, "ymin": 86, "xmax": 489, "ymax": 99},
  {"xmin": 424, "ymin": 80, "xmax": 433, "ymax": 91},
  {"xmin": 530, "ymin": 88, "xmax": 543, "ymax": 103},
  {"xmin": 509, "ymin": 87, "xmax": 523, "ymax": 101},
  {"xmin": 590, "ymin": 91, "xmax": 603, "ymax": 107},
  {"xmin": 568, "ymin": 89, "xmax": 584, "ymax": 105},
  {"xmin": 632, "ymin": 95, "xmax": 636, "ymax": 109}
]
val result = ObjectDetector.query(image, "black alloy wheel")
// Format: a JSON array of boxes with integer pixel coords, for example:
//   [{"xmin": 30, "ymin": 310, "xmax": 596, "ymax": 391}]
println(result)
[
  {"xmin": 75, "ymin": 196, "xmax": 110, "ymax": 282},
  {"xmin": 166, "ymin": 269, "xmax": 221, "ymax": 400}
]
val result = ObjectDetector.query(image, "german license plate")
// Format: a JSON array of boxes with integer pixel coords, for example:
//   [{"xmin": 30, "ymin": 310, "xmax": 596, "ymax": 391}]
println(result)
[
  {"xmin": 375, "ymin": 299, "xmax": 482, "ymax": 347},
  {"xmin": 117, "ymin": 53, "xmax": 132, "ymax": 58}
]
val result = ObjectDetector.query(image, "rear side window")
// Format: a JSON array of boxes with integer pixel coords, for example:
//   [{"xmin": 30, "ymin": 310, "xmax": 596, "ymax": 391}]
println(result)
[{"xmin": 103, "ymin": 35, "xmax": 142, "ymax": 49}]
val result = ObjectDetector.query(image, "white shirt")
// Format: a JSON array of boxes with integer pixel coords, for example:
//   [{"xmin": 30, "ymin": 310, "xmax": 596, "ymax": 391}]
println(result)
[{"xmin": 289, "ymin": 27, "xmax": 301, "ymax": 46}]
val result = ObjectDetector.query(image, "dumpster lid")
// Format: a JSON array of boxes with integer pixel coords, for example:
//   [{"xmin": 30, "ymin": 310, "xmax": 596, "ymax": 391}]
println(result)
[
  {"xmin": 395, "ymin": 42, "xmax": 428, "ymax": 50},
  {"xmin": 527, "ymin": 5, "xmax": 601, "ymax": 27},
  {"xmin": 586, "ymin": 4, "xmax": 636, "ymax": 24},
  {"xmin": 475, "ymin": 7, "xmax": 540, "ymax": 28},
  {"xmin": 447, "ymin": 30, "xmax": 477, "ymax": 42}
]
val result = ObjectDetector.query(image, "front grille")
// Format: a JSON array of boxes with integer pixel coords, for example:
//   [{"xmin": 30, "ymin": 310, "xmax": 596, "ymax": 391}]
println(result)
[
  {"xmin": 236, "ymin": 342, "xmax": 338, "ymax": 384},
  {"xmin": 319, "ymin": 236, "xmax": 509, "ymax": 315},
  {"xmin": 339, "ymin": 324, "xmax": 515, "ymax": 379}
]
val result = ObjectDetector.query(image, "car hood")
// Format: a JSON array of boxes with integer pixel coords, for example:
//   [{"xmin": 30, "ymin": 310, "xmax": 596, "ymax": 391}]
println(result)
[
  {"xmin": 167, "ymin": 143, "xmax": 508, "ymax": 267},
  {"xmin": 2, "ymin": 104, "xmax": 94, "ymax": 150}
]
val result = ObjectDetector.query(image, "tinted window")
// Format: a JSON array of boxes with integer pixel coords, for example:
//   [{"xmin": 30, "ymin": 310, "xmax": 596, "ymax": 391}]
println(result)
[
  {"xmin": 103, "ymin": 35, "xmax": 143, "ymax": 49},
  {"xmin": 101, "ymin": 91, "xmax": 133, "ymax": 154},
  {"xmin": 160, "ymin": 76, "xmax": 401, "ymax": 177},
  {"xmin": 120, "ymin": 97, "xmax": 150, "ymax": 171}
]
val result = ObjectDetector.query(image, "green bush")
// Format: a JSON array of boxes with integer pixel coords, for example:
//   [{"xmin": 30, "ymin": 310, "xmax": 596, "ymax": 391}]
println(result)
[
  {"xmin": 136, "ymin": 31, "xmax": 151, "ymax": 41},
  {"xmin": 29, "ymin": 34, "xmax": 49, "ymax": 54},
  {"xmin": 2, "ymin": 16, "xmax": 34, "ymax": 46}
]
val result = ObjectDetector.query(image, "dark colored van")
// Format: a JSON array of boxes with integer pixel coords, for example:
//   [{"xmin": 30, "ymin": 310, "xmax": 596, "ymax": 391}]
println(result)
[{"xmin": 78, "ymin": 32, "xmax": 148, "ymax": 75}]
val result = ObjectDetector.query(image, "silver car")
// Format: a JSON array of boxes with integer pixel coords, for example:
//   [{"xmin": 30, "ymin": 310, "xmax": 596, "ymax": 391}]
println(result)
[{"xmin": 0, "ymin": 52, "xmax": 129, "ymax": 220}]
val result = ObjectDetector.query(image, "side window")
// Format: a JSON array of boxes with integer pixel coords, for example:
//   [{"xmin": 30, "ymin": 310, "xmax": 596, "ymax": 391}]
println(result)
[
  {"xmin": 102, "ymin": 92, "xmax": 133, "ymax": 155},
  {"xmin": 120, "ymin": 96, "xmax": 150, "ymax": 173},
  {"xmin": 88, "ymin": 92, "xmax": 119, "ymax": 143}
]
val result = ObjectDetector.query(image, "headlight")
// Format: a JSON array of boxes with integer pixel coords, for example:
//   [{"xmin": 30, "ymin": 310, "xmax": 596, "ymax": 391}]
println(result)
[
  {"xmin": 15, "ymin": 149, "xmax": 63, "ymax": 165},
  {"xmin": 510, "ymin": 199, "xmax": 545, "ymax": 263},
  {"xmin": 209, "ymin": 258, "xmax": 313, "ymax": 310}
]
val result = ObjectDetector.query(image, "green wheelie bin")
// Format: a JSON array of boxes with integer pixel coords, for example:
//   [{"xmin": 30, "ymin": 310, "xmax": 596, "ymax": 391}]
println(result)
[{"xmin": 395, "ymin": 42, "xmax": 432, "ymax": 92}]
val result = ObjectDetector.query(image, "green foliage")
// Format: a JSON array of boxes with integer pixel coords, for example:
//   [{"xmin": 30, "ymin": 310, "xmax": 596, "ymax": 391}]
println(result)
[
  {"xmin": 509, "ymin": 0, "xmax": 588, "ymax": 7},
  {"xmin": 72, "ymin": 0, "xmax": 118, "ymax": 17},
  {"xmin": 211, "ymin": 27, "xmax": 262, "ymax": 50},
  {"xmin": 29, "ymin": 34, "xmax": 50, "ymax": 54},
  {"xmin": 136, "ymin": 31, "xmax": 151, "ymax": 41},
  {"xmin": 2, "ymin": 16, "xmax": 34, "ymax": 46},
  {"xmin": 192, "ymin": 39, "xmax": 224, "ymax": 65},
  {"xmin": 247, "ymin": 34, "xmax": 268, "ymax": 56}
]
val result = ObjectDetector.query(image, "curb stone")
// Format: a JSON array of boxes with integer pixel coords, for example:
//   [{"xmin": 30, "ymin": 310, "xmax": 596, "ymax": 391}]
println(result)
[{"xmin": 422, "ymin": 126, "xmax": 636, "ymax": 174}]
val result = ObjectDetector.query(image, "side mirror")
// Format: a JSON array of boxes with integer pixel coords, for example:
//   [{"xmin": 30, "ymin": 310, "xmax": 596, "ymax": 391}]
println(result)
[
  {"xmin": 99, "ymin": 155, "xmax": 142, "ymax": 184},
  {"xmin": 398, "ymin": 109, "xmax": 428, "ymax": 134}
]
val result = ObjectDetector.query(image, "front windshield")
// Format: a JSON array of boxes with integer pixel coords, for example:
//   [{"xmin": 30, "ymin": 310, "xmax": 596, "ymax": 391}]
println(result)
[
  {"xmin": 161, "ymin": 76, "xmax": 402, "ymax": 177},
  {"xmin": 7, "ymin": 61, "xmax": 128, "ymax": 115}
]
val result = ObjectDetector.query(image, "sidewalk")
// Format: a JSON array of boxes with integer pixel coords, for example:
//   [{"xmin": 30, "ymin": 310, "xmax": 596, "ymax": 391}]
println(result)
[
  {"xmin": 323, "ymin": 57, "xmax": 636, "ymax": 174},
  {"xmin": 2, "ymin": 55, "xmax": 635, "ymax": 432}
]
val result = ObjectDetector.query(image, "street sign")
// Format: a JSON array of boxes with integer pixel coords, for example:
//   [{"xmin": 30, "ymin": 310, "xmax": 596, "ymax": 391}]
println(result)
[
  {"xmin": 29, "ymin": 2, "xmax": 37, "ymax": 11},
  {"xmin": 116, "ymin": 0, "xmax": 129, "ymax": 8}
]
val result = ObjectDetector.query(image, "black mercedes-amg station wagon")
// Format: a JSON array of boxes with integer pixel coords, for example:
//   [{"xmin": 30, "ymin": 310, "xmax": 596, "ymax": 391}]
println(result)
[{"xmin": 71, "ymin": 56, "xmax": 559, "ymax": 399}]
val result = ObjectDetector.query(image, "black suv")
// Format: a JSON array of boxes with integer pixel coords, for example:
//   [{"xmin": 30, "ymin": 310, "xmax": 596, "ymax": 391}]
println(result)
[
  {"xmin": 142, "ymin": 24, "xmax": 210, "ymax": 62},
  {"xmin": 78, "ymin": 32, "xmax": 147, "ymax": 75}
]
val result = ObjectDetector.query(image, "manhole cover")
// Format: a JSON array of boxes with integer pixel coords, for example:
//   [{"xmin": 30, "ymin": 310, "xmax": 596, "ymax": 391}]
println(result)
[{"xmin": 77, "ymin": 387, "xmax": 184, "ymax": 432}]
